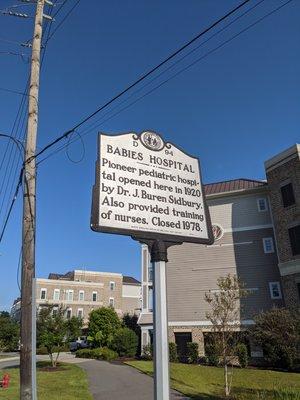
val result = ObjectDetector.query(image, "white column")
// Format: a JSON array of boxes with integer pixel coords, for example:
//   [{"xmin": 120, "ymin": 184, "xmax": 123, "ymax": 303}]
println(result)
[{"xmin": 153, "ymin": 260, "xmax": 170, "ymax": 400}]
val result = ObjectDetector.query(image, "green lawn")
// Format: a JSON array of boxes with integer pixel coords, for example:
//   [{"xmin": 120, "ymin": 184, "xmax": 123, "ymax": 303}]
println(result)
[
  {"xmin": 126, "ymin": 361, "xmax": 300, "ymax": 400},
  {"xmin": 0, "ymin": 362, "xmax": 92, "ymax": 400}
]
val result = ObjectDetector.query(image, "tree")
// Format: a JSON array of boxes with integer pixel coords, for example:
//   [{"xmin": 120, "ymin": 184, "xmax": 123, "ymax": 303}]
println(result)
[
  {"xmin": 251, "ymin": 308, "xmax": 300, "ymax": 370},
  {"xmin": 204, "ymin": 274, "xmax": 247, "ymax": 397},
  {"xmin": 66, "ymin": 316, "xmax": 83, "ymax": 341},
  {"xmin": 88, "ymin": 307, "xmax": 121, "ymax": 347},
  {"xmin": 112, "ymin": 327, "xmax": 138, "ymax": 357},
  {"xmin": 37, "ymin": 305, "xmax": 68, "ymax": 367},
  {"xmin": 0, "ymin": 311, "xmax": 19, "ymax": 351},
  {"xmin": 122, "ymin": 313, "xmax": 141, "ymax": 354}
]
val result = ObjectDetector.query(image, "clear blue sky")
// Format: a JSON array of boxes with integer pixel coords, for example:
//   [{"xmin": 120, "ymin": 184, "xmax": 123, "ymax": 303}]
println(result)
[{"xmin": 0, "ymin": 0, "xmax": 299, "ymax": 310}]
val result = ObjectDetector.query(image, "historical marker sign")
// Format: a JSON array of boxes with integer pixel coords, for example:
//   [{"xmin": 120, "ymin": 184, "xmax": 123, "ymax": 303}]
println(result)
[{"xmin": 91, "ymin": 131, "xmax": 213, "ymax": 244}]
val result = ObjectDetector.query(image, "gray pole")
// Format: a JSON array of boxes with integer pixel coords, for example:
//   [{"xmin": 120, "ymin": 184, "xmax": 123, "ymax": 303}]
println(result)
[
  {"xmin": 148, "ymin": 240, "xmax": 173, "ymax": 400},
  {"xmin": 153, "ymin": 258, "xmax": 170, "ymax": 400},
  {"xmin": 32, "ymin": 278, "xmax": 37, "ymax": 400},
  {"xmin": 20, "ymin": 1, "xmax": 45, "ymax": 398}
]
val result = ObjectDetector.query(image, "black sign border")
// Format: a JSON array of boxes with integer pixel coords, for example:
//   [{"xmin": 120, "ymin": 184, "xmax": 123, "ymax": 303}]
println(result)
[{"xmin": 91, "ymin": 131, "xmax": 214, "ymax": 246}]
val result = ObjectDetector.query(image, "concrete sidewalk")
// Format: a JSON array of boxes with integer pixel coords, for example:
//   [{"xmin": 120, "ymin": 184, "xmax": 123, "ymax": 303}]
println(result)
[{"xmin": 80, "ymin": 360, "xmax": 189, "ymax": 400}]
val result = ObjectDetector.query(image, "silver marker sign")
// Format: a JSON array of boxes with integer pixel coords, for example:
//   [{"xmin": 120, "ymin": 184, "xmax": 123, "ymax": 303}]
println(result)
[{"xmin": 91, "ymin": 131, "xmax": 213, "ymax": 244}]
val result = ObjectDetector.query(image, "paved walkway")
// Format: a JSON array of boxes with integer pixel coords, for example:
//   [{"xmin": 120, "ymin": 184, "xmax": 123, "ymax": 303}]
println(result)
[
  {"xmin": 0, "ymin": 354, "xmax": 189, "ymax": 399},
  {"xmin": 80, "ymin": 360, "xmax": 189, "ymax": 400}
]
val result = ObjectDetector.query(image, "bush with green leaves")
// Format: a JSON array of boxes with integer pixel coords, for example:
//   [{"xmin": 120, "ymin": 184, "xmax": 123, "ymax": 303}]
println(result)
[
  {"xmin": 236, "ymin": 343, "xmax": 248, "ymax": 368},
  {"xmin": 169, "ymin": 342, "xmax": 178, "ymax": 362},
  {"xmin": 88, "ymin": 307, "xmax": 121, "ymax": 348},
  {"xmin": 112, "ymin": 327, "xmax": 138, "ymax": 357},
  {"xmin": 0, "ymin": 311, "xmax": 19, "ymax": 351},
  {"xmin": 205, "ymin": 343, "xmax": 219, "ymax": 366},
  {"xmin": 251, "ymin": 308, "xmax": 300, "ymax": 371},
  {"xmin": 76, "ymin": 347, "xmax": 118, "ymax": 361},
  {"xmin": 142, "ymin": 344, "xmax": 153, "ymax": 360},
  {"xmin": 187, "ymin": 342, "xmax": 199, "ymax": 364}
]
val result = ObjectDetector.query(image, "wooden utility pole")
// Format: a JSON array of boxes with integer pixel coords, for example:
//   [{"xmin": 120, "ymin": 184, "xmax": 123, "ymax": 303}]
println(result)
[{"xmin": 20, "ymin": 1, "xmax": 45, "ymax": 398}]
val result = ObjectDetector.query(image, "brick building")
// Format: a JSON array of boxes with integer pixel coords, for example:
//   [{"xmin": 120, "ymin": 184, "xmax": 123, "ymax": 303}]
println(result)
[{"xmin": 12, "ymin": 269, "xmax": 141, "ymax": 325}]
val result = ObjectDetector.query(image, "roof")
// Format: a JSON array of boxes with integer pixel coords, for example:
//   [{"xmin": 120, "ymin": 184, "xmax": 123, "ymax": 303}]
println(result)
[
  {"xmin": 204, "ymin": 178, "xmax": 267, "ymax": 196},
  {"xmin": 123, "ymin": 276, "xmax": 141, "ymax": 285},
  {"xmin": 48, "ymin": 271, "xmax": 73, "ymax": 280}
]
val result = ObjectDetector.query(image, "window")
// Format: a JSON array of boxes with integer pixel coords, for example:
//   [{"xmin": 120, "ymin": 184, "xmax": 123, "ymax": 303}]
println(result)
[
  {"xmin": 263, "ymin": 237, "xmax": 274, "ymax": 254},
  {"xmin": 148, "ymin": 263, "xmax": 153, "ymax": 282},
  {"xmin": 66, "ymin": 308, "xmax": 72, "ymax": 319},
  {"xmin": 40, "ymin": 289, "xmax": 47, "ymax": 300},
  {"xmin": 52, "ymin": 307, "xmax": 58, "ymax": 316},
  {"xmin": 109, "ymin": 297, "xmax": 114, "ymax": 308},
  {"xmin": 288, "ymin": 225, "xmax": 300, "ymax": 256},
  {"xmin": 281, "ymin": 183, "xmax": 295, "ymax": 208},
  {"xmin": 297, "ymin": 283, "xmax": 300, "ymax": 300},
  {"xmin": 77, "ymin": 309, "xmax": 83, "ymax": 319},
  {"xmin": 65, "ymin": 290, "xmax": 74, "ymax": 301},
  {"xmin": 148, "ymin": 287, "xmax": 153, "ymax": 311},
  {"xmin": 110, "ymin": 281, "xmax": 115, "ymax": 291},
  {"xmin": 79, "ymin": 290, "xmax": 85, "ymax": 301},
  {"xmin": 53, "ymin": 289, "xmax": 60, "ymax": 301},
  {"xmin": 257, "ymin": 198, "xmax": 268, "ymax": 212},
  {"xmin": 92, "ymin": 291, "xmax": 97, "ymax": 302},
  {"xmin": 269, "ymin": 282, "xmax": 282, "ymax": 299}
]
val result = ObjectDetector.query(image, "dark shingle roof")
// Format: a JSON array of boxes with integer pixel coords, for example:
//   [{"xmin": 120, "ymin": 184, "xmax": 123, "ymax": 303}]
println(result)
[
  {"xmin": 204, "ymin": 178, "xmax": 266, "ymax": 196},
  {"xmin": 48, "ymin": 272, "xmax": 73, "ymax": 280},
  {"xmin": 123, "ymin": 276, "xmax": 140, "ymax": 285}
]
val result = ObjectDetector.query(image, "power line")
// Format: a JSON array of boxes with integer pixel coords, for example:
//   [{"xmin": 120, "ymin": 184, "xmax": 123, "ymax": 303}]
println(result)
[
  {"xmin": 37, "ymin": 0, "xmax": 293, "ymax": 164},
  {"xmin": 31, "ymin": 0, "xmax": 252, "ymax": 162}
]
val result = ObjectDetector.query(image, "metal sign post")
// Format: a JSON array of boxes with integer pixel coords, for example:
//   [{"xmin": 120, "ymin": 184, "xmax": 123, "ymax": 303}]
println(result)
[{"xmin": 91, "ymin": 131, "xmax": 213, "ymax": 400}]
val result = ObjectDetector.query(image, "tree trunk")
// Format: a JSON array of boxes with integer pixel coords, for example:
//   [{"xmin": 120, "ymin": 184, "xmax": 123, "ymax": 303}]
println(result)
[{"xmin": 224, "ymin": 362, "xmax": 229, "ymax": 397}]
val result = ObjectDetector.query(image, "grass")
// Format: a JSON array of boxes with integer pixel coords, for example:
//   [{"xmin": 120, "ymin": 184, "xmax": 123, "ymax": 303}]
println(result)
[
  {"xmin": 125, "ymin": 361, "xmax": 300, "ymax": 400},
  {"xmin": 0, "ymin": 362, "xmax": 92, "ymax": 400}
]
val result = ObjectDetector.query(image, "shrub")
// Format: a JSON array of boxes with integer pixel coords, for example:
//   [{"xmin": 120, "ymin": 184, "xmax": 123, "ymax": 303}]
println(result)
[
  {"xmin": 142, "ymin": 344, "xmax": 153, "ymax": 360},
  {"xmin": 112, "ymin": 328, "xmax": 138, "ymax": 357},
  {"xmin": 169, "ymin": 342, "xmax": 178, "ymax": 362},
  {"xmin": 251, "ymin": 308, "xmax": 300, "ymax": 370},
  {"xmin": 206, "ymin": 343, "xmax": 219, "ymax": 366},
  {"xmin": 88, "ymin": 307, "xmax": 121, "ymax": 347},
  {"xmin": 37, "ymin": 344, "xmax": 69, "ymax": 355},
  {"xmin": 187, "ymin": 342, "xmax": 199, "ymax": 364},
  {"xmin": 75, "ymin": 347, "xmax": 118, "ymax": 361},
  {"xmin": 236, "ymin": 343, "xmax": 248, "ymax": 368}
]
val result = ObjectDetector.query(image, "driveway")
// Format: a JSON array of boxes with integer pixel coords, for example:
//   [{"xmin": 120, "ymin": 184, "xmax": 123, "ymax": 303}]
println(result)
[{"xmin": 80, "ymin": 360, "xmax": 189, "ymax": 400}]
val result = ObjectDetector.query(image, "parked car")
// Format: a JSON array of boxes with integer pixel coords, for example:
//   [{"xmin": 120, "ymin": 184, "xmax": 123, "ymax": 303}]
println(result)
[{"xmin": 69, "ymin": 336, "xmax": 89, "ymax": 352}]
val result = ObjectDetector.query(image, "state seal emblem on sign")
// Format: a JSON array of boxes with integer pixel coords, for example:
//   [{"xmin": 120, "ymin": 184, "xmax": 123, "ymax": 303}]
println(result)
[
  {"xmin": 212, "ymin": 224, "xmax": 223, "ymax": 241},
  {"xmin": 140, "ymin": 131, "xmax": 164, "ymax": 151}
]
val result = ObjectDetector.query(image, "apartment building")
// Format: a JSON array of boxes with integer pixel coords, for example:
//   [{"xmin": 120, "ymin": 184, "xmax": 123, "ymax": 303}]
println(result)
[
  {"xmin": 12, "ymin": 269, "xmax": 141, "ymax": 325},
  {"xmin": 139, "ymin": 144, "xmax": 299, "ymax": 359}
]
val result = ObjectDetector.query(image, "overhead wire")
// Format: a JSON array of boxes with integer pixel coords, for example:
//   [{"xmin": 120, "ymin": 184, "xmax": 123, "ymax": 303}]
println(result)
[
  {"xmin": 37, "ymin": 0, "xmax": 293, "ymax": 165},
  {"xmin": 0, "ymin": 0, "xmax": 77, "ymax": 243},
  {"xmin": 31, "ymin": 0, "xmax": 253, "ymax": 162}
]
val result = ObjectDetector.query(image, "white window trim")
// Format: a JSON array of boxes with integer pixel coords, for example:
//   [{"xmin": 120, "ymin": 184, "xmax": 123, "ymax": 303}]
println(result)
[
  {"xmin": 40, "ymin": 288, "xmax": 47, "ymax": 300},
  {"xmin": 110, "ymin": 281, "xmax": 115, "ymax": 291},
  {"xmin": 257, "ymin": 198, "xmax": 268, "ymax": 212},
  {"xmin": 79, "ymin": 290, "xmax": 85, "ymax": 301},
  {"xmin": 263, "ymin": 237, "xmax": 274, "ymax": 254},
  {"xmin": 53, "ymin": 289, "xmax": 60, "ymax": 301},
  {"xmin": 66, "ymin": 289, "xmax": 74, "ymax": 301},
  {"xmin": 92, "ymin": 291, "xmax": 98, "ymax": 302},
  {"xmin": 269, "ymin": 282, "xmax": 282, "ymax": 299},
  {"xmin": 77, "ymin": 308, "xmax": 83, "ymax": 318},
  {"xmin": 109, "ymin": 297, "xmax": 114, "ymax": 307}
]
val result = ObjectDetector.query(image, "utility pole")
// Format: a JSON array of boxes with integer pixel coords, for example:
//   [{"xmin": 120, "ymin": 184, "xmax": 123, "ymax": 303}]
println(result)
[{"xmin": 20, "ymin": 1, "xmax": 46, "ymax": 398}]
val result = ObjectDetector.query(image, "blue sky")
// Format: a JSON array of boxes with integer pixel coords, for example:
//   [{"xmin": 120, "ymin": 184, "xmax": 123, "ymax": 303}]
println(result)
[{"xmin": 0, "ymin": 0, "xmax": 299, "ymax": 310}]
